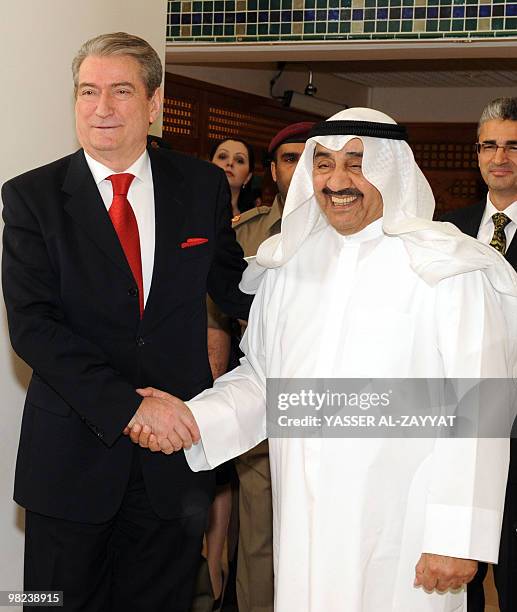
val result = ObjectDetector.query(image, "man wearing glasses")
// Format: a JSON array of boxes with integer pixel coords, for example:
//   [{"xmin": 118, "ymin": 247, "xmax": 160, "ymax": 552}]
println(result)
[{"xmin": 443, "ymin": 96, "xmax": 517, "ymax": 612}]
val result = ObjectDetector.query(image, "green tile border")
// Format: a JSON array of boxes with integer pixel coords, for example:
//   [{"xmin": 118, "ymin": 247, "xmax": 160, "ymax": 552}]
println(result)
[{"xmin": 167, "ymin": 0, "xmax": 517, "ymax": 42}]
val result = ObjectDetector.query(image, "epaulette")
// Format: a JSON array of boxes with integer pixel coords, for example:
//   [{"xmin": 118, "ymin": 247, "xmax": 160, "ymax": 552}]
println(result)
[{"xmin": 232, "ymin": 205, "xmax": 271, "ymax": 228}]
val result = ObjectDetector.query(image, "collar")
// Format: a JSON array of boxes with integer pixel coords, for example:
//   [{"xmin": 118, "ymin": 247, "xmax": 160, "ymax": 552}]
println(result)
[
  {"xmin": 338, "ymin": 216, "xmax": 384, "ymax": 243},
  {"xmin": 481, "ymin": 196, "xmax": 517, "ymax": 228},
  {"xmin": 83, "ymin": 149, "xmax": 151, "ymax": 186}
]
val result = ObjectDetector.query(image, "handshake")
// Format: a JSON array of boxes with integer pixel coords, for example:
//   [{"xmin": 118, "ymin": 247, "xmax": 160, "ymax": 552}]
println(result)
[{"xmin": 123, "ymin": 387, "xmax": 201, "ymax": 454}]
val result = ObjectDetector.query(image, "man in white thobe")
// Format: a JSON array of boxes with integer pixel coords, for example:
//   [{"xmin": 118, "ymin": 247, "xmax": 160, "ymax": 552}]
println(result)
[{"xmin": 129, "ymin": 108, "xmax": 517, "ymax": 611}]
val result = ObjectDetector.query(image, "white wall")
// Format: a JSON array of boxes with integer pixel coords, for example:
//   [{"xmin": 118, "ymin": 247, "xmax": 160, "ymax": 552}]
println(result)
[
  {"xmin": 166, "ymin": 63, "xmax": 369, "ymax": 108},
  {"xmin": 370, "ymin": 86, "xmax": 517, "ymax": 123},
  {"xmin": 0, "ymin": 1, "xmax": 167, "ymax": 601}
]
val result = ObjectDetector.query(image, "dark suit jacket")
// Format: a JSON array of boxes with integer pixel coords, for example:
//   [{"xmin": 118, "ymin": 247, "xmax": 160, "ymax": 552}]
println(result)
[
  {"xmin": 2, "ymin": 146, "xmax": 252, "ymax": 523},
  {"xmin": 442, "ymin": 201, "xmax": 517, "ymax": 267}
]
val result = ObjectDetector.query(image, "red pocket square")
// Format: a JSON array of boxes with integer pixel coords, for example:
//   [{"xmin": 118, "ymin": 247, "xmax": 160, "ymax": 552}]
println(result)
[{"xmin": 181, "ymin": 237, "xmax": 209, "ymax": 249}]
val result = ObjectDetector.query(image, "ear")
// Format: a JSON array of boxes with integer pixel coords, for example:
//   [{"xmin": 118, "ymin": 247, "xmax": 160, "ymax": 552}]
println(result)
[
  {"xmin": 148, "ymin": 87, "xmax": 163, "ymax": 125},
  {"xmin": 271, "ymin": 161, "xmax": 277, "ymax": 183}
]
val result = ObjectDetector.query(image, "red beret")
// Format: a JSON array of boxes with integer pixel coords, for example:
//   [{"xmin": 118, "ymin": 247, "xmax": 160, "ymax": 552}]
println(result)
[{"xmin": 268, "ymin": 121, "xmax": 316, "ymax": 155}]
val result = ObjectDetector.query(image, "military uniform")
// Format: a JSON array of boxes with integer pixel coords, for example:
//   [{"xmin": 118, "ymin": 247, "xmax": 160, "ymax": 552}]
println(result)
[
  {"xmin": 206, "ymin": 197, "xmax": 282, "ymax": 331},
  {"xmin": 233, "ymin": 198, "xmax": 282, "ymax": 258},
  {"xmin": 206, "ymin": 196, "xmax": 281, "ymax": 612}
]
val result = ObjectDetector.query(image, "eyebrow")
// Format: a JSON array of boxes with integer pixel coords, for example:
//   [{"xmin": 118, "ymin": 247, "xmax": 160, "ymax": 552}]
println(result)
[
  {"xmin": 313, "ymin": 150, "xmax": 363, "ymax": 159},
  {"xmin": 217, "ymin": 149, "xmax": 246, "ymax": 156},
  {"xmin": 78, "ymin": 81, "xmax": 136, "ymax": 89},
  {"xmin": 314, "ymin": 150, "xmax": 332, "ymax": 160},
  {"xmin": 111, "ymin": 82, "xmax": 136, "ymax": 90},
  {"xmin": 481, "ymin": 139, "xmax": 517, "ymax": 145}
]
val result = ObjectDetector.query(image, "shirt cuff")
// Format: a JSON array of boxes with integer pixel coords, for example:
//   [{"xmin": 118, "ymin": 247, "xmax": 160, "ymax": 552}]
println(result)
[{"xmin": 422, "ymin": 503, "xmax": 503, "ymax": 563}]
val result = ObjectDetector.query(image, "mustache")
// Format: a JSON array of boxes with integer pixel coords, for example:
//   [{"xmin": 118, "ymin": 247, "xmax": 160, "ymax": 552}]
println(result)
[{"xmin": 322, "ymin": 187, "xmax": 363, "ymax": 197}]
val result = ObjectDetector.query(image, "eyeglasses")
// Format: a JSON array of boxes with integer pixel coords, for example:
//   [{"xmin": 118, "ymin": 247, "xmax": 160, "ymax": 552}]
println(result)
[{"xmin": 476, "ymin": 142, "xmax": 517, "ymax": 157}]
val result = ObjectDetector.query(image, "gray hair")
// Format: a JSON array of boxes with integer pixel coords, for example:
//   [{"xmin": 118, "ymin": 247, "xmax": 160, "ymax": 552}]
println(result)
[
  {"xmin": 72, "ymin": 32, "xmax": 162, "ymax": 98},
  {"xmin": 478, "ymin": 97, "xmax": 517, "ymax": 136}
]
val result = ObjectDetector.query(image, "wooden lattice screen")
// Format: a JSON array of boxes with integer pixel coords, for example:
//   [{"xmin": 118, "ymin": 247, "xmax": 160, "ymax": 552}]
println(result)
[
  {"xmin": 162, "ymin": 96, "xmax": 197, "ymax": 139},
  {"xmin": 406, "ymin": 124, "xmax": 485, "ymax": 216},
  {"xmin": 163, "ymin": 73, "xmax": 485, "ymax": 214}
]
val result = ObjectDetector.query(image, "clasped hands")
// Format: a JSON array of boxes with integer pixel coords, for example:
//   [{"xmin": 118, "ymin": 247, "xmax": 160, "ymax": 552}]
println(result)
[{"xmin": 123, "ymin": 387, "xmax": 200, "ymax": 454}]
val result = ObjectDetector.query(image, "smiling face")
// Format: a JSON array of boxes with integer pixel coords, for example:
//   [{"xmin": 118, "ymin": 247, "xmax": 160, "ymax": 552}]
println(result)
[
  {"xmin": 75, "ymin": 54, "xmax": 162, "ymax": 171},
  {"xmin": 312, "ymin": 138, "xmax": 383, "ymax": 235},
  {"xmin": 211, "ymin": 140, "xmax": 252, "ymax": 192},
  {"xmin": 478, "ymin": 119, "xmax": 517, "ymax": 209}
]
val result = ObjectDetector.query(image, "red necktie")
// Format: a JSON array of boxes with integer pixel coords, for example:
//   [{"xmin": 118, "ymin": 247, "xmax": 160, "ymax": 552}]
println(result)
[{"xmin": 107, "ymin": 173, "xmax": 144, "ymax": 317}]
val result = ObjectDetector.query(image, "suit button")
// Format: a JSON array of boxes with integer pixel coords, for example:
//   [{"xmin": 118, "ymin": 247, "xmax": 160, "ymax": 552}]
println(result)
[
  {"xmin": 128, "ymin": 287, "xmax": 138, "ymax": 297},
  {"xmin": 136, "ymin": 336, "xmax": 145, "ymax": 347}
]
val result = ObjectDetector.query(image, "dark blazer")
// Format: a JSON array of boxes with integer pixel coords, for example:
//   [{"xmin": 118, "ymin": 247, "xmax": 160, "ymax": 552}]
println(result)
[
  {"xmin": 442, "ymin": 200, "xmax": 517, "ymax": 612},
  {"xmin": 2, "ymin": 146, "xmax": 252, "ymax": 524},
  {"xmin": 442, "ymin": 201, "xmax": 517, "ymax": 267}
]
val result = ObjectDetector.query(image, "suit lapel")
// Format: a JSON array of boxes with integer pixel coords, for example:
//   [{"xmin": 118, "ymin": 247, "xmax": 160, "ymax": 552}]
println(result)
[
  {"xmin": 62, "ymin": 150, "xmax": 134, "ymax": 281},
  {"xmin": 142, "ymin": 147, "xmax": 189, "ymax": 325},
  {"xmin": 505, "ymin": 230, "xmax": 517, "ymax": 269},
  {"xmin": 464, "ymin": 202, "xmax": 485, "ymax": 238}
]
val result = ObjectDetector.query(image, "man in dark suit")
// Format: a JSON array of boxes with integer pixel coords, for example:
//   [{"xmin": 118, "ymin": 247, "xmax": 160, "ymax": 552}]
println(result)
[
  {"xmin": 1, "ymin": 32, "xmax": 251, "ymax": 611},
  {"xmin": 442, "ymin": 96, "xmax": 517, "ymax": 612}
]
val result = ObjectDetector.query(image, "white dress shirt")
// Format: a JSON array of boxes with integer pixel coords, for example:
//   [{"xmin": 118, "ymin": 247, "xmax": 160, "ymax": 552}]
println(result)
[
  {"xmin": 84, "ymin": 150, "xmax": 155, "ymax": 305},
  {"xmin": 477, "ymin": 196, "xmax": 517, "ymax": 248}
]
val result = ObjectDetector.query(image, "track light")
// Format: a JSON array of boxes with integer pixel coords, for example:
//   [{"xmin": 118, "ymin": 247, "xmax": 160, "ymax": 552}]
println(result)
[
  {"xmin": 304, "ymin": 70, "xmax": 318, "ymax": 96},
  {"xmin": 281, "ymin": 90, "xmax": 346, "ymax": 117}
]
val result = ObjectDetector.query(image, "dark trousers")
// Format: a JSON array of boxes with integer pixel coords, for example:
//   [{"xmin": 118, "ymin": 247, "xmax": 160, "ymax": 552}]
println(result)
[
  {"xmin": 468, "ymin": 460, "xmax": 517, "ymax": 612},
  {"xmin": 24, "ymin": 449, "xmax": 207, "ymax": 612},
  {"xmin": 467, "ymin": 561, "xmax": 517, "ymax": 612},
  {"xmin": 467, "ymin": 562, "xmax": 488, "ymax": 612}
]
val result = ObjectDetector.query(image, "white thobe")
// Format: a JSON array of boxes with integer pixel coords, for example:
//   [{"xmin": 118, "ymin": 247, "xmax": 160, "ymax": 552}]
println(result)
[{"xmin": 185, "ymin": 219, "xmax": 511, "ymax": 612}]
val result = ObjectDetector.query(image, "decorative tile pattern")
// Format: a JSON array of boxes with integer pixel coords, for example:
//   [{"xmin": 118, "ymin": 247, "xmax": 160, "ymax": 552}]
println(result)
[{"xmin": 167, "ymin": 0, "xmax": 517, "ymax": 41}]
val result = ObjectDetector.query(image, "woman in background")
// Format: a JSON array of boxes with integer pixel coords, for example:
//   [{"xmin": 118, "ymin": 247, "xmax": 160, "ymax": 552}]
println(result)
[{"xmin": 210, "ymin": 138, "xmax": 255, "ymax": 218}]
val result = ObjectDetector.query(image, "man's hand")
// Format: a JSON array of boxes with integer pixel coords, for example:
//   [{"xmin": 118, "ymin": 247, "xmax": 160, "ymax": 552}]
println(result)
[
  {"xmin": 414, "ymin": 553, "xmax": 477, "ymax": 592},
  {"xmin": 124, "ymin": 387, "xmax": 200, "ymax": 454}
]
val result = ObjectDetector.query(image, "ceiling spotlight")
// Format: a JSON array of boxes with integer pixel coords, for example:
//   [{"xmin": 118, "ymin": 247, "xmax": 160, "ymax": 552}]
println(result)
[{"xmin": 304, "ymin": 70, "xmax": 318, "ymax": 96}]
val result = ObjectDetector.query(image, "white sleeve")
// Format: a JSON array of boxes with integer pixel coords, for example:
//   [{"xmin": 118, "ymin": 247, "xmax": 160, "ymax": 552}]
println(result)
[
  {"xmin": 184, "ymin": 276, "xmax": 268, "ymax": 471},
  {"xmin": 421, "ymin": 271, "xmax": 511, "ymax": 563}
]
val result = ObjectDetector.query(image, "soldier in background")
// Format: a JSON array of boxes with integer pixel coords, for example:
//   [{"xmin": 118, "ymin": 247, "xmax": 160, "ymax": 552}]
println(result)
[{"xmin": 233, "ymin": 122, "xmax": 315, "ymax": 257}]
